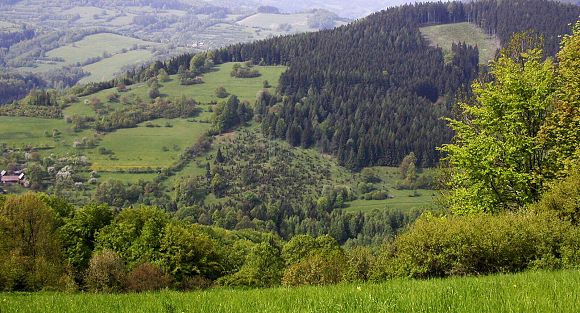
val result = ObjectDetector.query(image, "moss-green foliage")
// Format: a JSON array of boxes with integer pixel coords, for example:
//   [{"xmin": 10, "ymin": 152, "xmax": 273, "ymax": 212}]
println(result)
[
  {"xmin": 540, "ymin": 20, "xmax": 580, "ymax": 177},
  {"xmin": 0, "ymin": 193, "xmax": 65, "ymax": 291},
  {"xmin": 372, "ymin": 211, "xmax": 580, "ymax": 280},
  {"xmin": 3, "ymin": 270, "xmax": 580, "ymax": 313},
  {"xmin": 282, "ymin": 235, "xmax": 346, "ymax": 287},
  {"xmin": 532, "ymin": 164, "xmax": 580, "ymax": 225}
]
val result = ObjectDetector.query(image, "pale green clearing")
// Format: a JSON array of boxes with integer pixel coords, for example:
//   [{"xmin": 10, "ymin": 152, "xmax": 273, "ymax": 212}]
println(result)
[
  {"xmin": 105, "ymin": 14, "xmax": 136, "ymax": 27},
  {"xmin": 70, "ymin": 63, "xmax": 287, "ymax": 113},
  {"xmin": 45, "ymin": 33, "xmax": 157, "ymax": 67},
  {"xmin": 0, "ymin": 271, "xmax": 578, "ymax": 313},
  {"xmin": 97, "ymin": 172, "xmax": 159, "ymax": 184},
  {"xmin": 0, "ymin": 116, "xmax": 93, "ymax": 154},
  {"xmin": 0, "ymin": 21, "xmax": 19, "ymax": 30},
  {"xmin": 159, "ymin": 63, "xmax": 287, "ymax": 103},
  {"xmin": 344, "ymin": 190, "xmax": 437, "ymax": 213},
  {"xmin": 420, "ymin": 22, "xmax": 501, "ymax": 64},
  {"xmin": 87, "ymin": 118, "xmax": 210, "ymax": 171},
  {"xmin": 237, "ymin": 13, "xmax": 348, "ymax": 33},
  {"xmin": 27, "ymin": 33, "xmax": 159, "ymax": 75},
  {"xmin": 79, "ymin": 49, "xmax": 155, "ymax": 84},
  {"xmin": 238, "ymin": 13, "xmax": 315, "ymax": 32},
  {"xmin": 344, "ymin": 166, "xmax": 437, "ymax": 213},
  {"xmin": 62, "ymin": 6, "xmax": 116, "ymax": 24},
  {"xmin": 63, "ymin": 101, "xmax": 97, "ymax": 118}
]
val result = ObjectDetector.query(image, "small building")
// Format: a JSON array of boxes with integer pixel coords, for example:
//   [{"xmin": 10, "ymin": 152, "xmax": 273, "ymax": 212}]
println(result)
[{"xmin": 0, "ymin": 170, "xmax": 26, "ymax": 186}]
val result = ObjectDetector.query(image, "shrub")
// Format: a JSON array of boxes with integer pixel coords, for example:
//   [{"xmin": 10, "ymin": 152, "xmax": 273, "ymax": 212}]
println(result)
[
  {"xmin": 282, "ymin": 250, "xmax": 347, "ymax": 287},
  {"xmin": 532, "ymin": 166, "xmax": 580, "ymax": 224},
  {"xmin": 371, "ymin": 211, "xmax": 580, "ymax": 279},
  {"xmin": 126, "ymin": 263, "xmax": 171, "ymax": 292},
  {"xmin": 215, "ymin": 86, "xmax": 229, "ymax": 98},
  {"xmin": 85, "ymin": 249, "xmax": 126, "ymax": 292},
  {"xmin": 342, "ymin": 247, "xmax": 375, "ymax": 282}
]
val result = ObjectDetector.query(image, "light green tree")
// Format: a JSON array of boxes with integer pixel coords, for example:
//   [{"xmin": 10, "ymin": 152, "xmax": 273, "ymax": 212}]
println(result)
[{"xmin": 441, "ymin": 34, "xmax": 557, "ymax": 214}]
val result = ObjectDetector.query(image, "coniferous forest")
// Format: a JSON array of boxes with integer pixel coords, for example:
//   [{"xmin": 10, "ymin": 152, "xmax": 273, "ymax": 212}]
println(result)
[{"xmin": 198, "ymin": 0, "xmax": 579, "ymax": 169}]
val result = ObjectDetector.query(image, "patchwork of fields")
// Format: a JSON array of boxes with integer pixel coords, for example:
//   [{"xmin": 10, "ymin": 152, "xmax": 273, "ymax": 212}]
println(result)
[
  {"xmin": 2, "ymin": 63, "xmax": 287, "ymax": 185},
  {"xmin": 26, "ymin": 33, "xmax": 160, "ymax": 83},
  {"xmin": 1, "ymin": 62, "xmax": 437, "ymax": 212}
]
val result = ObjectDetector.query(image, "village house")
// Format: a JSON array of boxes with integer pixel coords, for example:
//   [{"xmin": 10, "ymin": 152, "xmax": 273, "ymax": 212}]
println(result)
[{"xmin": 0, "ymin": 170, "xmax": 28, "ymax": 187}]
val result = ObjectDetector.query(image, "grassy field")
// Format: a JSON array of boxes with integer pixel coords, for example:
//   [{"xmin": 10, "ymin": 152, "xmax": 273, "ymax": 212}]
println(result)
[
  {"xmin": 344, "ymin": 191, "xmax": 436, "ymax": 213},
  {"xmin": 0, "ymin": 116, "xmax": 93, "ymax": 154},
  {"xmin": 67, "ymin": 63, "xmax": 287, "ymax": 116},
  {"xmin": 28, "ymin": 32, "xmax": 160, "ymax": 82},
  {"xmin": 43, "ymin": 33, "xmax": 157, "ymax": 67},
  {"xmin": 238, "ymin": 13, "xmax": 349, "ymax": 34},
  {"xmin": 1, "ymin": 270, "xmax": 578, "ymax": 313},
  {"xmin": 79, "ymin": 50, "xmax": 154, "ymax": 84},
  {"xmin": 420, "ymin": 22, "xmax": 501, "ymax": 64},
  {"xmin": 344, "ymin": 167, "xmax": 437, "ymax": 213},
  {"xmin": 0, "ymin": 62, "xmax": 287, "ymax": 187},
  {"xmin": 238, "ymin": 13, "xmax": 316, "ymax": 33},
  {"xmin": 87, "ymin": 118, "xmax": 211, "ymax": 171}
]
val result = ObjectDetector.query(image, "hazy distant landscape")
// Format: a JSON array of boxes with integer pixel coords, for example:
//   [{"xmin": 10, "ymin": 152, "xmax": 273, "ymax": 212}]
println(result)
[{"xmin": 0, "ymin": 0, "xmax": 349, "ymax": 92}]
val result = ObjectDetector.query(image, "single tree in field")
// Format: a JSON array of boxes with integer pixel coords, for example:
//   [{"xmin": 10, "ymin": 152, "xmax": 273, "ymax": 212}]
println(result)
[
  {"xmin": 215, "ymin": 86, "xmax": 229, "ymax": 98},
  {"xmin": 441, "ymin": 33, "xmax": 557, "ymax": 214},
  {"xmin": 157, "ymin": 68, "xmax": 170, "ymax": 82}
]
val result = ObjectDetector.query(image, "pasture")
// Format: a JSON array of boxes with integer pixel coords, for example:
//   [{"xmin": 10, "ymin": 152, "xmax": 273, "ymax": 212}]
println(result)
[
  {"xmin": 0, "ymin": 270, "xmax": 577, "ymax": 313},
  {"xmin": 87, "ymin": 118, "xmax": 210, "ymax": 171},
  {"xmin": 420, "ymin": 22, "xmax": 501, "ymax": 64},
  {"xmin": 0, "ymin": 116, "xmax": 93, "ymax": 155},
  {"xmin": 28, "ymin": 32, "xmax": 160, "ymax": 82},
  {"xmin": 238, "ymin": 13, "xmax": 315, "ymax": 33},
  {"xmin": 70, "ymin": 63, "xmax": 287, "ymax": 111},
  {"xmin": 79, "ymin": 50, "xmax": 155, "ymax": 84},
  {"xmin": 344, "ymin": 167, "xmax": 437, "ymax": 213},
  {"xmin": 44, "ymin": 33, "xmax": 157, "ymax": 67}
]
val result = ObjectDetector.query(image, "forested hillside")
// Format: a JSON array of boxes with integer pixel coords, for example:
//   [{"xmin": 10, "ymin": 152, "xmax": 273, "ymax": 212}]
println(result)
[{"xmin": 197, "ymin": 0, "xmax": 579, "ymax": 168}]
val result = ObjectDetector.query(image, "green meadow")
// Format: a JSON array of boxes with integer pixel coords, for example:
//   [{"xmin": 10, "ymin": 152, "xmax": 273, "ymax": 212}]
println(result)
[
  {"xmin": 1, "ymin": 270, "xmax": 577, "ymax": 313},
  {"xmin": 345, "ymin": 167, "xmax": 436, "ymax": 213},
  {"xmin": 4, "ymin": 63, "xmax": 287, "ymax": 186},
  {"xmin": 79, "ymin": 50, "xmax": 155, "ymax": 84},
  {"xmin": 87, "ymin": 118, "xmax": 210, "ymax": 171},
  {"xmin": 0, "ymin": 116, "xmax": 93, "ymax": 154},
  {"xmin": 65, "ymin": 63, "xmax": 287, "ymax": 119}
]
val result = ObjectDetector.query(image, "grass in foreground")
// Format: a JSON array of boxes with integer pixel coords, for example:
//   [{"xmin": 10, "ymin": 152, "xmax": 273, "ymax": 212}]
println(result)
[{"xmin": 1, "ymin": 270, "xmax": 578, "ymax": 313}]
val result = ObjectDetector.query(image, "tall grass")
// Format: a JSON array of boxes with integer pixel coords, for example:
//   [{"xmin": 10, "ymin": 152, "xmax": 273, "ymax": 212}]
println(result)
[{"xmin": 1, "ymin": 270, "xmax": 578, "ymax": 313}]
